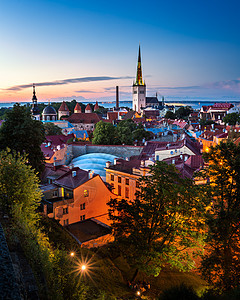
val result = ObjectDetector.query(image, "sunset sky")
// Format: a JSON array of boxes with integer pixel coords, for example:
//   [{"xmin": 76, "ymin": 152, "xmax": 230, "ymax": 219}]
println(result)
[{"xmin": 1, "ymin": 0, "xmax": 240, "ymax": 103}]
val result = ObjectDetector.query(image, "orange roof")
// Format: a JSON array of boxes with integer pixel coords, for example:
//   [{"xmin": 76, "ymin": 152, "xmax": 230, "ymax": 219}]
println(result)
[
  {"xmin": 85, "ymin": 104, "xmax": 92, "ymax": 112},
  {"xmin": 94, "ymin": 101, "xmax": 99, "ymax": 111},
  {"xmin": 59, "ymin": 101, "xmax": 69, "ymax": 112},
  {"xmin": 74, "ymin": 102, "xmax": 82, "ymax": 113}
]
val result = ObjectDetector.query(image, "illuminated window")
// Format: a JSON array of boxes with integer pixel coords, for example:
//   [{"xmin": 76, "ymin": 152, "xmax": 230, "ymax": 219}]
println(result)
[
  {"xmin": 111, "ymin": 174, "xmax": 114, "ymax": 181},
  {"xmin": 84, "ymin": 190, "xmax": 89, "ymax": 197},
  {"xmin": 125, "ymin": 178, "xmax": 129, "ymax": 185},
  {"xmin": 80, "ymin": 203, "xmax": 85, "ymax": 210},
  {"xmin": 125, "ymin": 187, "xmax": 129, "ymax": 199},
  {"xmin": 118, "ymin": 185, "xmax": 121, "ymax": 196},
  {"xmin": 118, "ymin": 176, "xmax": 121, "ymax": 183}
]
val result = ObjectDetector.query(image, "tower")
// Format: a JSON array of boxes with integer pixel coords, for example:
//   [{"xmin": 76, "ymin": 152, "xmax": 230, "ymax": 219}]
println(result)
[
  {"xmin": 132, "ymin": 45, "xmax": 146, "ymax": 113},
  {"xmin": 31, "ymin": 84, "xmax": 40, "ymax": 120}
]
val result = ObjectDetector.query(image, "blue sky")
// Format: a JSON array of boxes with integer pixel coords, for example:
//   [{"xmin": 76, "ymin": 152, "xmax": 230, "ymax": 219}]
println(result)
[{"xmin": 0, "ymin": 0, "xmax": 240, "ymax": 102}]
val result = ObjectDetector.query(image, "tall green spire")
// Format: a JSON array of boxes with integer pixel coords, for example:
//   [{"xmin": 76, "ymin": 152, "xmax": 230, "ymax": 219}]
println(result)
[{"xmin": 134, "ymin": 45, "xmax": 145, "ymax": 86}]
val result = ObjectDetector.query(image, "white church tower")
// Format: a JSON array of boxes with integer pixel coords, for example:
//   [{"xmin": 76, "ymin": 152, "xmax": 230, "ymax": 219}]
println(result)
[{"xmin": 132, "ymin": 45, "xmax": 146, "ymax": 113}]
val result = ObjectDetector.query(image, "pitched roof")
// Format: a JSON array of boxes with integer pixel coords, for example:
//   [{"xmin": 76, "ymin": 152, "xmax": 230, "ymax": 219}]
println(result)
[
  {"xmin": 146, "ymin": 97, "xmax": 159, "ymax": 104},
  {"xmin": 45, "ymin": 133, "xmax": 74, "ymax": 147},
  {"xmin": 59, "ymin": 101, "xmax": 69, "ymax": 112},
  {"xmin": 94, "ymin": 101, "xmax": 99, "ymax": 111},
  {"xmin": 85, "ymin": 104, "xmax": 92, "ymax": 112},
  {"xmin": 54, "ymin": 167, "xmax": 89, "ymax": 189},
  {"xmin": 74, "ymin": 103, "xmax": 82, "ymax": 113},
  {"xmin": 67, "ymin": 113, "xmax": 101, "ymax": 124}
]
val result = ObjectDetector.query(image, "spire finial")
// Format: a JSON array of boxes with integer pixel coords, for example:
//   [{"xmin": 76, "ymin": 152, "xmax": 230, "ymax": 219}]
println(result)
[
  {"xmin": 32, "ymin": 83, "xmax": 37, "ymax": 101},
  {"xmin": 135, "ymin": 45, "xmax": 144, "ymax": 86}
]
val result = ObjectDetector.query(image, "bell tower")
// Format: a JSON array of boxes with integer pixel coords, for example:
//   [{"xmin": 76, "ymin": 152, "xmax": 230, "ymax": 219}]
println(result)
[
  {"xmin": 132, "ymin": 45, "xmax": 146, "ymax": 113},
  {"xmin": 31, "ymin": 84, "xmax": 40, "ymax": 120}
]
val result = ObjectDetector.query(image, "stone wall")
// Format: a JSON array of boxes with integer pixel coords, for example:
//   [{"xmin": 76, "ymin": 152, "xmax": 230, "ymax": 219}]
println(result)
[
  {"xmin": 69, "ymin": 144, "xmax": 143, "ymax": 159},
  {"xmin": 0, "ymin": 223, "xmax": 22, "ymax": 300}
]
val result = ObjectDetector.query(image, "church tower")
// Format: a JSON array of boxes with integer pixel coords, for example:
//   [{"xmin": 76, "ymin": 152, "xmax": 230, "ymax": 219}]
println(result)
[
  {"xmin": 31, "ymin": 84, "xmax": 40, "ymax": 120},
  {"xmin": 132, "ymin": 45, "xmax": 146, "ymax": 113}
]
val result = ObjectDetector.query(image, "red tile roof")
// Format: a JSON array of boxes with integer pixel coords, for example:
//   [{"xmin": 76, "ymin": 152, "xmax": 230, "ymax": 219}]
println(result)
[
  {"xmin": 74, "ymin": 103, "xmax": 82, "ymax": 113},
  {"xmin": 94, "ymin": 101, "xmax": 99, "ymax": 111},
  {"xmin": 58, "ymin": 101, "xmax": 69, "ymax": 112},
  {"xmin": 54, "ymin": 167, "xmax": 89, "ymax": 189},
  {"xmin": 85, "ymin": 104, "xmax": 92, "ymax": 113},
  {"xmin": 67, "ymin": 113, "xmax": 101, "ymax": 124}
]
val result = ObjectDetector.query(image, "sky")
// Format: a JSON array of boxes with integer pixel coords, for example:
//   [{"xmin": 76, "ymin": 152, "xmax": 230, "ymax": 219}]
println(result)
[{"xmin": 0, "ymin": 0, "xmax": 240, "ymax": 103}]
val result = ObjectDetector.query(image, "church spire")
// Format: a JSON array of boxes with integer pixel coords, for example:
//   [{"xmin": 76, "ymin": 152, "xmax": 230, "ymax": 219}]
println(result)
[
  {"xmin": 134, "ymin": 45, "xmax": 144, "ymax": 86},
  {"xmin": 32, "ymin": 83, "xmax": 37, "ymax": 102}
]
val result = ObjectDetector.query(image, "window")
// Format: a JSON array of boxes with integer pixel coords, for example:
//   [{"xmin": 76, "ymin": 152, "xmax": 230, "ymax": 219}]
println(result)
[
  {"xmin": 63, "ymin": 219, "xmax": 69, "ymax": 226},
  {"xmin": 140, "ymin": 91, "xmax": 144, "ymax": 94},
  {"xmin": 48, "ymin": 178, "xmax": 53, "ymax": 184},
  {"xmin": 118, "ymin": 185, "xmax": 121, "ymax": 196},
  {"xmin": 63, "ymin": 207, "xmax": 68, "ymax": 214},
  {"xmin": 125, "ymin": 187, "xmax": 129, "ymax": 199},
  {"xmin": 80, "ymin": 203, "xmax": 85, "ymax": 210},
  {"xmin": 134, "ymin": 91, "xmax": 137, "ymax": 94},
  {"xmin": 111, "ymin": 174, "xmax": 114, "ymax": 181},
  {"xmin": 136, "ymin": 181, "xmax": 140, "ymax": 188},
  {"xmin": 53, "ymin": 190, "xmax": 58, "ymax": 197},
  {"xmin": 118, "ymin": 176, "xmax": 121, "ymax": 183},
  {"xmin": 84, "ymin": 190, "xmax": 89, "ymax": 197},
  {"xmin": 80, "ymin": 215, "xmax": 85, "ymax": 221},
  {"xmin": 156, "ymin": 155, "xmax": 159, "ymax": 161},
  {"xmin": 125, "ymin": 178, "xmax": 129, "ymax": 185}
]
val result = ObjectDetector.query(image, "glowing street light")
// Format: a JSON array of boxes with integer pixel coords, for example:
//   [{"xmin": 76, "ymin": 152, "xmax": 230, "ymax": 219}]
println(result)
[
  {"xmin": 136, "ymin": 290, "xmax": 141, "ymax": 296},
  {"xmin": 70, "ymin": 252, "xmax": 75, "ymax": 257},
  {"xmin": 81, "ymin": 264, "xmax": 87, "ymax": 271}
]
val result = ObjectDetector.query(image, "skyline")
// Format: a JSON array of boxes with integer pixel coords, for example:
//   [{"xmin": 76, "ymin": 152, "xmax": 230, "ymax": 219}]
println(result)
[{"xmin": 1, "ymin": 0, "xmax": 240, "ymax": 103}]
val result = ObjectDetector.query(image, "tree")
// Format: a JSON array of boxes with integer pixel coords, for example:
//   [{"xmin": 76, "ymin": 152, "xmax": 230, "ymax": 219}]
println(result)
[
  {"xmin": 199, "ymin": 141, "xmax": 240, "ymax": 292},
  {"xmin": 0, "ymin": 149, "xmax": 42, "ymax": 217},
  {"xmin": 132, "ymin": 128, "xmax": 152, "ymax": 142},
  {"xmin": 165, "ymin": 111, "xmax": 176, "ymax": 119},
  {"xmin": 0, "ymin": 104, "xmax": 45, "ymax": 174},
  {"xmin": 223, "ymin": 113, "xmax": 240, "ymax": 126},
  {"xmin": 108, "ymin": 161, "xmax": 205, "ymax": 281},
  {"xmin": 92, "ymin": 120, "xmax": 118, "ymax": 145},
  {"xmin": 44, "ymin": 122, "xmax": 62, "ymax": 135},
  {"xmin": 176, "ymin": 106, "xmax": 192, "ymax": 119}
]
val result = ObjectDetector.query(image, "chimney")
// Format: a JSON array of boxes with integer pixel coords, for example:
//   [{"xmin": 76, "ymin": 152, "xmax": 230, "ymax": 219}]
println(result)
[
  {"xmin": 89, "ymin": 170, "xmax": 94, "ymax": 179},
  {"xmin": 72, "ymin": 171, "xmax": 77, "ymax": 177},
  {"xmin": 114, "ymin": 158, "xmax": 118, "ymax": 165},
  {"xmin": 141, "ymin": 160, "xmax": 145, "ymax": 167},
  {"xmin": 116, "ymin": 86, "xmax": 119, "ymax": 109},
  {"xmin": 106, "ymin": 161, "xmax": 111, "ymax": 168}
]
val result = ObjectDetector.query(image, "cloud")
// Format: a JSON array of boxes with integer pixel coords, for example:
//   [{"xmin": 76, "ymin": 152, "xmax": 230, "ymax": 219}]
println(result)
[
  {"xmin": 206, "ymin": 78, "xmax": 240, "ymax": 91},
  {"xmin": 75, "ymin": 90, "xmax": 99, "ymax": 93},
  {"xmin": 50, "ymin": 95, "xmax": 86, "ymax": 102},
  {"xmin": 3, "ymin": 76, "xmax": 133, "ymax": 92}
]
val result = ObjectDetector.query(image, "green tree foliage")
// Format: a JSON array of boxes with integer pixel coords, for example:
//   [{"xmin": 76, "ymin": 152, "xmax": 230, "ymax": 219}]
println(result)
[
  {"xmin": 175, "ymin": 106, "xmax": 192, "ymax": 119},
  {"xmin": 44, "ymin": 122, "xmax": 62, "ymax": 135},
  {"xmin": 223, "ymin": 112, "xmax": 240, "ymax": 126},
  {"xmin": 92, "ymin": 120, "xmax": 117, "ymax": 145},
  {"xmin": 108, "ymin": 161, "xmax": 205, "ymax": 280},
  {"xmin": 132, "ymin": 128, "xmax": 152, "ymax": 142},
  {"xmin": 199, "ymin": 119, "xmax": 215, "ymax": 126},
  {"xmin": 165, "ymin": 110, "xmax": 176, "ymax": 119},
  {"xmin": 0, "ymin": 104, "xmax": 45, "ymax": 174},
  {"xmin": 116, "ymin": 119, "xmax": 135, "ymax": 145},
  {"xmin": 0, "ymin": 149, "xmax": 89, "ymax": 299},
  {"xmin": 199, "ymin": 142, "xmax": 240, "ymax": 292}
]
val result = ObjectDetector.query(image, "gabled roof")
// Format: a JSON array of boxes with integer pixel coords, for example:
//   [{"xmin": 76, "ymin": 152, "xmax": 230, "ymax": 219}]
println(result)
[
  {"xmin": 146, "ymin": 97, "xmax": 159, "ymax": 104},
  {"xmin": 59, "ymin": 101, "xmax": 69, "ymax": 112},
  {"xmin": 67, "ymin": 113, "xmax": 101, "ymax": 124},
  {"xmin": 54, "ymin": 167, "xmax": 89, "ymax": 189},
  {"xmin": 45, "ymin": 133, "xmax": 74, "ymax": 147}
]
